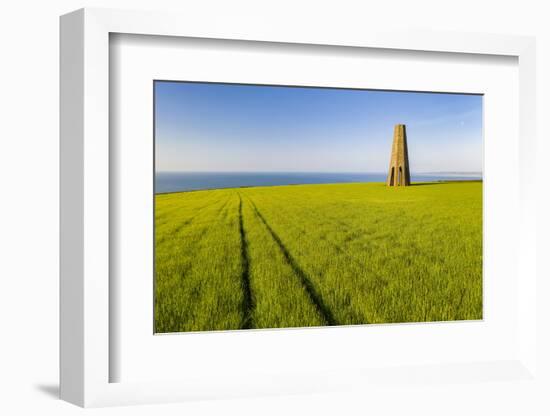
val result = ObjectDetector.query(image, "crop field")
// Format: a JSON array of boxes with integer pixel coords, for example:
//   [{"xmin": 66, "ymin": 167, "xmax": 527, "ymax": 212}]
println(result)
[{"xmin": 154, "ymin": 181, "xmax": 482, "ymax": 333}]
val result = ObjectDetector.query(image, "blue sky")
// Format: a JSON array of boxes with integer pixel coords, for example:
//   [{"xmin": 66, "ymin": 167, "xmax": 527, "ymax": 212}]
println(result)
[{"xmin": 155, "ymin": 81, "xmax": 482, "ymax": 173}]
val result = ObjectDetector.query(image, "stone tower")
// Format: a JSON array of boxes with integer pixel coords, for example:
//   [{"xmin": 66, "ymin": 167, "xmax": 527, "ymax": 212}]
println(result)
[{"xmin": 386, "ymin": 124, "xmax": 411, "ymax": 186}]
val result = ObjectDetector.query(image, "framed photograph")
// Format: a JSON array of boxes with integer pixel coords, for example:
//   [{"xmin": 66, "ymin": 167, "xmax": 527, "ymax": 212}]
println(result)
[{"xmin": 60, "ymin": 8, "xmax": 538, "ymax": 408}]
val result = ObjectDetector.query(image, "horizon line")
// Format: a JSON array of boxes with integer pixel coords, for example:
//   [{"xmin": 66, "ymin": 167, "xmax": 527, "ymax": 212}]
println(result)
[{"xmin": 156, "ymin": 170, "xmax": 483, "ymax": 175}]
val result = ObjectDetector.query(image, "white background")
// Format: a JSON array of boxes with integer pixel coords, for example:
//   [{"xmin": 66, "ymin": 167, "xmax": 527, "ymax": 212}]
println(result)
[
  {"xmin": 111, "ymin": 34, "xmax": 519, "ymax": 383},
  {"xmin": 1, "ymin": 1, "xmax": 549, "ymax": 415}
]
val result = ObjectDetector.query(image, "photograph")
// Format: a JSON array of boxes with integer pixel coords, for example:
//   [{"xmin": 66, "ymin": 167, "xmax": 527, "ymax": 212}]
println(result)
[{"xmin": 154, "ymin": 81, "xmax": 483, "ymax": 333}]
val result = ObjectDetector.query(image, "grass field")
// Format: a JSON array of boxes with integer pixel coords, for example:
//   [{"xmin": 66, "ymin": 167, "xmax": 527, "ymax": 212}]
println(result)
[{"xmin": 154, "ymin": 181, "xmax": 482, "ymax": 333}]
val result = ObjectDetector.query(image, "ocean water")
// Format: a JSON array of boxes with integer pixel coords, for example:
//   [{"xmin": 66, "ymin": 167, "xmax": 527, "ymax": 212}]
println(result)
[{"xmin": 155, "ymin": 172, "xmax": 481, "ymax": 194}]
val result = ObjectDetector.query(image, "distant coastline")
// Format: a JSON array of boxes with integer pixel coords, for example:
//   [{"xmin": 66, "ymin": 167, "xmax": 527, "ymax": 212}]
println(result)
[{"xmin": 155, "ymin": 171, "xmax": 482, "ymax": 194}]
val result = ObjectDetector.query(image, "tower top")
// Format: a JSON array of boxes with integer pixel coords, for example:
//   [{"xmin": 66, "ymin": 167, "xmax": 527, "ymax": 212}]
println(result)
[{"xmin": 386, "ymin": 124, "xmax": 411, "ymax": 186}]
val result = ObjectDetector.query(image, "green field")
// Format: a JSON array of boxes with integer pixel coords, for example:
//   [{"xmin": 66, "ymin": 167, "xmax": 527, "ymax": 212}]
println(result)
[{"xmin": 154, "ymin": 181, "xmax": 482, "ymax": 333}]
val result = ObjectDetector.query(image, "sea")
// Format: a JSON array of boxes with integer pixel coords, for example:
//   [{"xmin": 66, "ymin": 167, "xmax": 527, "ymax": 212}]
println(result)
[{"xmin": 155, "ymin": 172, "xmax": 482, "ymax": 194}]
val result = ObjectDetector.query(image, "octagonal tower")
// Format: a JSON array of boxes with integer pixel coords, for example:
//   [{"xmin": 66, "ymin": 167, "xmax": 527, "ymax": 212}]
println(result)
[{"xmin": 386, "ymin": 124, "xmax": 411, "ymax": 186}]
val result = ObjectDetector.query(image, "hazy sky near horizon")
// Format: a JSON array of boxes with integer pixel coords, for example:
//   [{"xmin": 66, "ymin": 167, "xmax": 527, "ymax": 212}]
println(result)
[{"xmin": 155, "ymin": 81, "xmax": 482, "ymax": 173}]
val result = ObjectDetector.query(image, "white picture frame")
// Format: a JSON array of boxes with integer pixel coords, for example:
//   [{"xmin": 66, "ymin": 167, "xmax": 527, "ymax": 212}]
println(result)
[{"xmin": 60, "ymin": 7, "xmax": 538, "ymax": 408}]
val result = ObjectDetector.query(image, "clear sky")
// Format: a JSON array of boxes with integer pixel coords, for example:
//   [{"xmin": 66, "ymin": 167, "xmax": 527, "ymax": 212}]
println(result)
[{"xmin": 155, "ymin": 81, "xmax": 482, "ymax": 173}]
